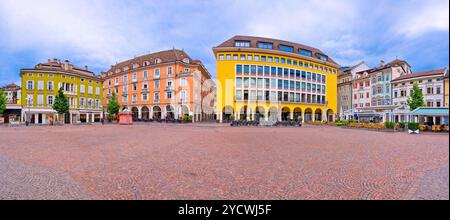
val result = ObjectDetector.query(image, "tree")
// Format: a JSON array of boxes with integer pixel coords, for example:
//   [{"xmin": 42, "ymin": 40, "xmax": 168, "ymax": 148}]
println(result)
[
  {"xmin": 53, "ymin": 87, "xmax": 69, "ymax": 123},
  {"xmin": 0, "ymin": 90, "xmax": 6, "ymax": 114},
  {"xmin": 407, "ymin": 82, "xmax": 425, "ymax": 111},
  {"xmin": 107, "ymin": 92, "xmax": 120, "ymax": 120}
]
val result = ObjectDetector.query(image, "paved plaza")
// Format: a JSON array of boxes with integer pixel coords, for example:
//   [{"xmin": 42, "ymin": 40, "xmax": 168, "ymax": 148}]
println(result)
[{"xmin": 0, "ymin": 124, "xmax": 448, "ymax": 200}]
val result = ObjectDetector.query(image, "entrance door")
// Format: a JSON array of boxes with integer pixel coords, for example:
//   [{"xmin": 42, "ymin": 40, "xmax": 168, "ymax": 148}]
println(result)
[
  {"xmin": 64, "ymin": 113, "xmax": 70, "ymax": 124},
  {"xmin": 38, "ymin": 114, "xmax": 43, "ymax": 124}
]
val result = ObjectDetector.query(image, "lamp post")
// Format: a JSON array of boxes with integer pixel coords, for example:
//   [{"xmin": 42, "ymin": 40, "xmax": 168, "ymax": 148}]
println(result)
[{"xmin": 26, "ymin": 96, "xmax": 31, "ymax": 126}]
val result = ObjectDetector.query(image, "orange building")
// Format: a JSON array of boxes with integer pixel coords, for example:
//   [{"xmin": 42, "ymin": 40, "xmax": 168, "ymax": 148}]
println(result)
[{"xmin": 101, "ymin": 49, "xmax": 215, "ymax": 122}]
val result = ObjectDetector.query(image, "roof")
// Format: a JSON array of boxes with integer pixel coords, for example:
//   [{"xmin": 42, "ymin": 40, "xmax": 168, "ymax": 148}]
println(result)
[
  {"xmin": 0, "ymin": 83, "xmax": 20, "ymax": 90},
  {"xmin": 412, "ymin": 107, "xmax": 449, "ymax": 116},
  {"xmin": 356, "ymin": 59, "xmax": 410, "ymax": 75},
  {"xmin": 21, "ymin": 59, "xmax": 98, "ymax": 79},
  {"xmin": 105, "ymin": 49, "xmax": 194, "ymax": 74},
  {"xmin": 337, "ymin": 61, "xmax": 366, "ymax": 76},
  {"xmin": 214, "ymin": 35, "xmax": 338, "ymax": 65},
  {"xmin": 392, "ymin": 68, "xmax": 448, "ymax": 81}
]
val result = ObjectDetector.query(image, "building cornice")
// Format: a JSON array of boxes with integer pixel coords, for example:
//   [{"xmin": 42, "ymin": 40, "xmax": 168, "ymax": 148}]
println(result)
[{"xmin": 212, "ymin": 47, "xmax": 340, "ymax": 69}]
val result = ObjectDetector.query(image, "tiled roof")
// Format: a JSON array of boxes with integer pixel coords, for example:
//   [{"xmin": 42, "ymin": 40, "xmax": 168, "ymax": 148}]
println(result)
[
  {"xmin": 1, "ymin": 83, "xmax": 20, "ymax": 90},
  {"xmin": 392, "ymin": 68, "xmax": 447, "ymax": 81},
  {"xmin": 214, "ymin": 35, "xmax": 338, "ymax": 65},
  {"xmin": 356, "ymin": 59, "xmax": 410, "ymax": 75},
  {"xmin": 21, "ymin": 59, "xmax": 98, "ymax": 78},
  {"xmin": 105, "ymin": 49, "xmax": 193, "ymax": 74}
]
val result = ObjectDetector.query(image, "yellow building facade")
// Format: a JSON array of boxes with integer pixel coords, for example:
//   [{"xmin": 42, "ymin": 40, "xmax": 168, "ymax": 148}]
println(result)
[{"xmin": 213, "ymin": 36, "xmax": 340, "ymax": 123}]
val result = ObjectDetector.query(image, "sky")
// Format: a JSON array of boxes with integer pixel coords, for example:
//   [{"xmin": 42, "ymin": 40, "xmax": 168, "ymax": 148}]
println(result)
[{"xmin": 0, "ymin": 0, "xmax": 448, "ymax": 86}]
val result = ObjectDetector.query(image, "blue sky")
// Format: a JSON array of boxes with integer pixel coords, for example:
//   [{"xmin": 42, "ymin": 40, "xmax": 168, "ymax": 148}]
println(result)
[{"xmin": 0, "ymin": 0, "xmax": 448, "ymax": 86}]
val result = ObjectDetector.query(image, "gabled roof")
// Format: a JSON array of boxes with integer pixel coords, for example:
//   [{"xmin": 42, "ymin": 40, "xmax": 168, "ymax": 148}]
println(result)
[
  {"xmin": 392, "ymin": 68, "xmax": 447, "ymax": 81},
  {"xmin": 356, "ymin": 59, "xmax": 410, "ymax": 75},
  {"xmin": 1, "ymin": 83, "xmax": 20, "ymax": 90},
  {"xmin": 338, "ymin": 61, "xmax": 366, "ymax": 76},
  {"xmin": 214, "ymin": 35, "xmax": 338, "ymax": 66},
  {"xmin": 105, "ymin": 49, "xmax": 194, "ymax": 74}
]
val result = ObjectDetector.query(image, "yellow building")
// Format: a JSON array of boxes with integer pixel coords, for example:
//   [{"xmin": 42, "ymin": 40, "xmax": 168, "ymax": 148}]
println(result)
[
  {"xmin": 21, "ymin": 59, "xmax": 103, "ymax": 124},
  {"xmin": 213, "ymin": 36, "xmax": 339, "ymax": 123}
]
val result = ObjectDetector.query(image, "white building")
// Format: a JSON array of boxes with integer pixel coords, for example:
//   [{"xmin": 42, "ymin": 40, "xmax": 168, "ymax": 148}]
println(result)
[{"xmin": 392, "ymin": 68, "xmax": 448, "ymax": 124}]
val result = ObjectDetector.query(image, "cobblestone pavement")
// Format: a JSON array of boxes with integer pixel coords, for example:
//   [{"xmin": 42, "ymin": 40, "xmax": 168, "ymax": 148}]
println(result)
[{"xmin": 0, "ymin": 124, "xmax": 448, "ymax": 200}]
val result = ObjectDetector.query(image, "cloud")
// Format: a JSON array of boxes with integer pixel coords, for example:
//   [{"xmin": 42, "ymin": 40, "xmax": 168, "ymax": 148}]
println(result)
[
  {"xmin": 0, "ymin": 0, "xmax": 448, "ymax": 86},
  {"xmin": 392, "ymin": 0, "xmax": 449, "ymax": 38}
]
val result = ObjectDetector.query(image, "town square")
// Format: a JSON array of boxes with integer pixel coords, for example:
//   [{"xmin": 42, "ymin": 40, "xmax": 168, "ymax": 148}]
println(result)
[
  {"xmin": 0, "ymin": 123, "xmax": 448, "ymax": 200},
  {"xmin": 0, "ymin": 0, "xmax": 449, "ymax": 205}
]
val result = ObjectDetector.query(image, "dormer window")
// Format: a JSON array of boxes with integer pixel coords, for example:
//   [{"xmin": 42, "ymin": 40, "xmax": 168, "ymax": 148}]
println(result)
[
  {"xmin": 143, "ymin": 61, "xmax": 149, "ymax": 66},
  {"xmin": 299, "ymin": 49, "xmax": 313, "ymax": 57},
  {"xmin": 279, "ymin": 45, "xmax": 294, "ymax": 53},
  {"xmin": 154, "ymin": 58, "xmax": 162, "ymax": 65},
  {"xmin": 183, "ymin": 58, "xmax": 190, "ymax": 64},
  {"xmin": 258, "ymin": 42, "xmax": 273, "ymax": 49},
  {"xmin": 317, "ymin": 54, "xmax": 328, "ymax": 61},
  {"xmin": 235, "ymin": 41, "xmax": 250, "ymax": 47}
]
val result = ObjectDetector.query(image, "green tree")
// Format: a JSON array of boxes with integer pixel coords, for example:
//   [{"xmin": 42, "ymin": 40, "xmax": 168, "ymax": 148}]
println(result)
[
  {"xmin": 407, "ymin": 82, "xmax": 425, "ymax": 111},
  {"xmin": 0, "ymin": 90, "xmax": 6, "ymax": 114},
  {"xmin": 107, "ymin": 92, "xmax": 120, "ymax": 120},
  {"xmin": 52, "ymin": 87, "xmax": 69, "ymax": 123}
]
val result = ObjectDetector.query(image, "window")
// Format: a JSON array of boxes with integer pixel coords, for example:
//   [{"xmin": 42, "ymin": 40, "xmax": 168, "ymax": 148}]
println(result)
[
  {"xmin": 258, "ymin": 42, "xmax": 273, "ymax": 49},
  {"xmin": 95, "ymin": 99, "xmax": 100, "ymax": 108},
  {"xmin": 274, "ymin": 57, "xmax": 279, "ymax": 63},
  {"xmin": 236, "ymin": 65, "xmax": 242, "ymax": 74},
  {"xmin": 154, "ymin": 80, "xmax": 160, "ymax": 89},
  {"xmin": 226, "ymin": 54, "xmax": 231, "ymax": 60},
  {"xmin": 261, "ymin": 56, "xmax": 266, "ymax": 62},
  {"xmin": 236, "ymin": 77, "xmax": 242, "ymax": 87},
  {"xmin": 133, "ymin": 72, "xmax": 137, "ymax": 81},
  {"xmin": 317, "ymin": 54, "xmax": 327, "ymax": 61},
  {"xmin": 80, "ymin": 97, "xmax": 85, "ymax": 107},
  {"xmin": 181, "ymin": 90, "xmax": 187, "ymax": 101},
  {"xmin": 37, "ymin": 95, "xmax": 43, "ymax": 105},
  {"xmin": 133, "ymin": 84, "xmax": 137, "ymax": 91},
  {"xmin": 166, "ymin": 91, "xmax": 172, "ymax": 99},
  {"xmin": 279, "ymin": 45, "xmax": 294, "ymax": 53},
  {"xmin": 47, "ymin": 95, "xmax": 54, "ymax": 105},
  {"xmin": 47, "ymin": 81, "xmax": 54, "ymax": 90},
  {"xmin": 268, "ymin": 57, "xmax": 273, "ymax": 62},
  {"xmin": 240, "ymin": 55, "xmax": 246, "ymax": 61},
  {"xmin": 219, "ymin": 55, "xmax": 224, "ymax": 60},
  {"xmin": 299, "ymin": 49, "xmax": 312, "ymax": 57},
  {"xmin": 37, "ymin": 81, "xmax": 44, "ymax": 90},
  {"xmin": 281, "ymin": 58, "xmax": 285, "ymax": 64},
  {"xmin": 235, "ymin": 90, "xmax": 242, "ymax": 100},
  {"xmin": 247, "ymin": 55, "xmax": 253, "ymax": 61},
  {"xmin": 235, "ymin": 41, "xmax": 250, "ymax": 47},
  {"xmin": 437, "ymin": 87, "xmax": 441, "ymax": 94},
  {"xmin": 88, "ymin": 86, "xmax": 93, "ymax": 94},
  {"xmin": 154, "ymin": 69, "xmax": 160, "ymax": 78},
  {"xmin": 254, "ymin": 55, "xmax": 259, "ymax": 61},
  {"xmin": 80, "ymin": 85, "xmax": 85, "ymax": 93},
  {"xmin": 154, "ymin": 92, "xmax": 160, "ymax": 103},
  {"xmin": 132, "ymin": 94, "xmax": 137, "ymax": 103},
  {"xmin": 437, "ymin": 101, "xmax": 441, "ymax": 107},
  {"xmin": 180, "ymin": 78, "xmax": 186, "ymax": 86}
]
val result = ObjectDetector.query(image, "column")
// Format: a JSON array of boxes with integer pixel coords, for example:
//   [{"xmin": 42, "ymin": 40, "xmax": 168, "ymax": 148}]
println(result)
[
  {"xmin": 70, "ymin": 113, "xmax": 73, "ymax": 124},
  {"xmin": 219, "ymin": 112, "xmax": 223, "ymax": 123},
  {"xmin": 301, "ymin": 111, "xmax": 305, "ymax": 123},
  {"xmin": 312, "ymin": 111, "xmax": 315, "ymax": 122},
  {"xmin": 290, "ymin": 112, "xmax": 294, "ymax": 121},
  {"xmin": 138, "ymin": 107, "xmax": 142, "ymax": 120},
  {"xmin": 35, "ymin": 114, "xmax": 39, "ymax": 124},
  {"xmin": 92, "ymin": 113, "xmax": 95, "ymax": 123}
]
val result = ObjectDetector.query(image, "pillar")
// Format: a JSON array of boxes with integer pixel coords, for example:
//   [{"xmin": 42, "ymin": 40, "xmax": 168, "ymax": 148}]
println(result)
[
  {"xmin": 301, "ymin": 111, "xmax": 305, "ymax": 123},
  {"xmin": 138, "ymin": 107, "xmax": 142, "ymax": 120},
  {"xmin": 92, "ymin": 113, "xmax": 95, "ymax": 123},
  {"xmin": 290, "ymin": 112, "xmax": 294, "ymax": 120}
]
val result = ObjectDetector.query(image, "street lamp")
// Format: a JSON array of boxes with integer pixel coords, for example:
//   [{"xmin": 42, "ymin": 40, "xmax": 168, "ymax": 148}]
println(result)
[{"xmin": 26, "ymin": 96, "xmax": 31, "ymax": 126}]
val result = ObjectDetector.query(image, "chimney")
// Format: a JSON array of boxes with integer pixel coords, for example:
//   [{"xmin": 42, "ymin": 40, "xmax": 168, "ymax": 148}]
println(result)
[
  {"xmin": 380, "ymin": 60, "xmax": 385, "ymax": 67},
  {"xmin": 84, "ymin": 65, "xmax": 89, "ymax": 71},
  {"xmin": 48, "ymin": 59, "xmax": 51, "ymax": 63},
  {"xmin": 64, "ymin": 60, "xmax": 70, "ymax": 71}
]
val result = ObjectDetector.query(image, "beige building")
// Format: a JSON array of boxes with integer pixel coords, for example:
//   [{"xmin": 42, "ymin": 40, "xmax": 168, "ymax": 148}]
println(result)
[{"xmin": 337, "ymin": 61, "xmax": 369, "ymax": 120}]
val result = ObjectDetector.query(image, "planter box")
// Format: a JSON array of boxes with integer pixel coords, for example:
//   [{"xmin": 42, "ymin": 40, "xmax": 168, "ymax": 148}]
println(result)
[{"xmin": 408, "ymin": 129, "xmax": 419, "ymax": 134}]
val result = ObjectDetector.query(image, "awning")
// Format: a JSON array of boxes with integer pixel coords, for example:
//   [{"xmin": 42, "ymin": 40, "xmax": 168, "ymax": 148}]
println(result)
[
  {"xmin": 357, "ymin": 112, "xmax": 383, "ymax": 117},
  {"xmin": 411, "ymin": 107, "xmax": 449, "ymax": 116}
]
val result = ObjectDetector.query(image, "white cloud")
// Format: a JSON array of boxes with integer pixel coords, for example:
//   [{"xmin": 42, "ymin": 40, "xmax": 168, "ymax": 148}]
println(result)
[{"xmin": 392, "ymin": 0, "xmax": 449, "ymax": 38}]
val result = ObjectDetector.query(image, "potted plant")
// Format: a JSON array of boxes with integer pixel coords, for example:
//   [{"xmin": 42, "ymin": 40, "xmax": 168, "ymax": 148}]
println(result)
[{"xmin": 408, "ymin": 122, "xmax": 420, "ymax": 134}]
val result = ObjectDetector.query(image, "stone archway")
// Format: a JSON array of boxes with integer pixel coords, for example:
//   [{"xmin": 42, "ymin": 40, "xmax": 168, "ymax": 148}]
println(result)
[
  {"xmin": 166, "ymin": 105, "xmax": 175, "ymax": 120},
  {"xmin": 315, "ymin": 109, "xmax": 323, "ymax": 122},
  {"xmin": 281, "ymin": 107, "xmax": 291, "ymax": 121},
  {"xmin": 141, "ymin": 106, "xmax": 149, "ymax": 120},
  {"xmin": 255, "ymin": 106, "xmax": 266, "ymax": 122},
  {"xmin": 180, "ymin": 105, "xmax": 190, "ymax": 117},
  {"xmin": 327, "ymin": 109, "xmax": 335, "ymax": 122},
  {"xmin": 268, "ymin": 106, "xmax": 278, "ymax": 122},
  {"xmin": 239, "ymin": 106, "xmax": 250, "ymax": 120},
  {"xmin": 304, "ymin": 108, "xmax": 313, "ymax": 122},
  {"xmin": 222, "ymin": 105, "xmax": 234, "ymax": 122},
  {"xmin": 153, "ymin": 106, "xmax": 162, "ymax": 119},
  {"xmin": 131, "ymin": 107, "xmax": 139, "ymax": 121}
]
